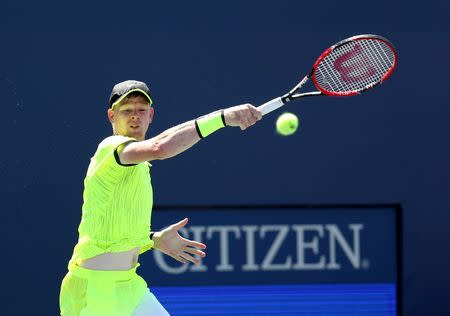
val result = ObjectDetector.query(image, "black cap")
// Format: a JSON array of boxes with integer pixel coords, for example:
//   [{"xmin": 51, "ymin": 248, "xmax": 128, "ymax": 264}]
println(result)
[{"xmin": 109, "ymin": 80, "xmax": 153, "ymax": 109}]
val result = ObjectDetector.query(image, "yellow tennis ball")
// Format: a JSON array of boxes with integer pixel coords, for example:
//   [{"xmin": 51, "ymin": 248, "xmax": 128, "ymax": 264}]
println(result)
[{"xmin": 276, "ymin": 112, "xmax": 299, "ymax": 136}]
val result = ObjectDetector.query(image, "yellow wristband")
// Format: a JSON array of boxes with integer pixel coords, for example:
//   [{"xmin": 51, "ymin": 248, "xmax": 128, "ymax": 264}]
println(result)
[{"xmin": 195, "ymin": 110, "xmax": 226, "ymax": 138}]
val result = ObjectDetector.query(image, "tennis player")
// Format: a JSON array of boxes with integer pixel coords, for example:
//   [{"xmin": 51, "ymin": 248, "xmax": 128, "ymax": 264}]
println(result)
[{"xmin": 59, "ymin": 80, "xmax": 262, "ymax": 316}]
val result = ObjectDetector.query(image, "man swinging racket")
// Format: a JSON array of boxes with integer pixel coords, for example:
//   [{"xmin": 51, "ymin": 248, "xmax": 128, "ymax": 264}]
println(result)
[{"xmin": 59, "ymin": 80, "xmax": 262, "ymax": 316}]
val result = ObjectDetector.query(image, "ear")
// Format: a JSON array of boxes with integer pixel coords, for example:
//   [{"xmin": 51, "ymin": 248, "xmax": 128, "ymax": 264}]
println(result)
[
  {"xmin": 107, "ymin": 108, "xmax": 115, "ymax": 124},
  {"xmin": 148, "ymin": 107, "xmax": 155, "ymax": 123}
]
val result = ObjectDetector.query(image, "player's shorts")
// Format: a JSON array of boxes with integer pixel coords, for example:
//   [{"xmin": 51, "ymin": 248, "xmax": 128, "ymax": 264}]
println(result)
[{"xmin": 59, "ymin": 263, "xmax": 169, "ymax": 316}]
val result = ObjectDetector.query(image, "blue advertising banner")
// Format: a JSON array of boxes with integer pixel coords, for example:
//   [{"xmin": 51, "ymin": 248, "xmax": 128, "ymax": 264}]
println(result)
[
  {"xmin": 140, "ymin": 205, "xmax": 399, "ymax": 286},
  {"xmin": 138, "ymin": 204, "xmax": 400, "ymax": 315}
]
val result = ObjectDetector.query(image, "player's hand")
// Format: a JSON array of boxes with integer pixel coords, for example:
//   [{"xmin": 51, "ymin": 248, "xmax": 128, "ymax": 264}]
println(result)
[
  {"xmin": 224, "ymin": 104, "xmax": 262, "ymax": 130},
  {"xmin": 152, "ymin": 218, "xmax": 206, "ymax": 265}
]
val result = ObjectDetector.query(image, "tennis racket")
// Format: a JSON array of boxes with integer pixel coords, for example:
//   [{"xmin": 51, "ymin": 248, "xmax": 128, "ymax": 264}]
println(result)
[{"xmin": 258, "ymin": 34, "xmax": 398, "ymax": 116}]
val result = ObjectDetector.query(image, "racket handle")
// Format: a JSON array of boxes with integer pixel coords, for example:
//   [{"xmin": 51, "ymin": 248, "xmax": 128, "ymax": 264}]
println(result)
[{"xmin": 258, "ymin": 97, "xmax": 285, "ymax": 116}]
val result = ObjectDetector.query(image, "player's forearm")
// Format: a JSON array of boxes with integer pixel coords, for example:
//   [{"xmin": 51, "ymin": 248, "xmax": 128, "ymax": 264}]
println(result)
[
  {"xmin": 148, "ymin": 120, "xmax": 201, "ymax": 160},
  {"xmin": 122, "ymin": 120, "xmax": 201, "ymax": 163}
]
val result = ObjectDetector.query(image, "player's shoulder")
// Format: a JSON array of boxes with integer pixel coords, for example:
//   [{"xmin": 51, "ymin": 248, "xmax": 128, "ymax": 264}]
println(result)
[{"xmin": 98, "ymin": 135, "xmax": 138, "ymax": 150}]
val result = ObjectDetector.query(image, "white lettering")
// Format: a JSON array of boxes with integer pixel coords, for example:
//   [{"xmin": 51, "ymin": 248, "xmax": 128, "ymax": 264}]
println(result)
[
  {"xmin": 326, "ymin": 224, "xmax": 363, "ymax": 269},
  {"xmin": 260, "ymin": 225, "xmax": 291, "ymax": 271},
  {"xmin": 207, "ymin": 226, "xmax": 241, "ymax": 271},
  {"xmin": 152, "ymin": 223, "xmax": 365, "ymax": 273},
  {"xmin": 242, "ymin": 225, "xmax": 259, "ymax": 271},
  {"xmin": 292, "ymin": 225, "xmax": 326, "ymax": 270}
]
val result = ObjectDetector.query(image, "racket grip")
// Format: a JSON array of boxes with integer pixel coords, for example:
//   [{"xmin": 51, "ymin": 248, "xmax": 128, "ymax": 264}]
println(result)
[{"xmin": 258, "ymin": 97, "xmax": 284, "ymax": 116}]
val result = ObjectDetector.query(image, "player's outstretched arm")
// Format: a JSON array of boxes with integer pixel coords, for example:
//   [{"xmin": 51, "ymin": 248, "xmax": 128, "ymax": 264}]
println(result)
[
  {"xmin": 151, "ymin": 218, "xmax": 206, "ymax": 265},
  {"xmin": 119, "ymin": 103, "xmax": 261, "ymax": 164}
]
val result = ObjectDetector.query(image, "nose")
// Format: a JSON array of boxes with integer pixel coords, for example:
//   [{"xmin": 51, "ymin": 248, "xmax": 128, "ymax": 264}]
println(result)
[{"xmin": 131, "ymin": 110, "xmax": 140, "ymax": 120}]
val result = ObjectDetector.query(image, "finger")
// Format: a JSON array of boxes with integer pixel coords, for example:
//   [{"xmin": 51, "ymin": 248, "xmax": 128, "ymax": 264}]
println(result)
[
  {"xmin": 180, "ymin": 252, "xmax": 200, "ymax": 265},
  {"xmin": 173, "ymin": 217, "xmax": 188, "ymax": 230},
  {"xmin": 248, "ymin": 110, "xmax": 260, "ymax": 122},
  {"xmin": 183, "ymin": 239, "xmax": 207, "ymax": 249},
  {"xmin": 183, "ymin": 246, "xmax": 206, "ymax": 257},
  {"xmin": 241, "ymin": 118, "xmax": 251, "ymax": 130},
  {"xmin": 247, "ymin": 105, "xmax": 261, "ymax": 120},
  {"xmin": 174, "ymin": 255, "xmax": 187, "ymax": 264},
  {"xmin": 257, "ymin": 110, "xmax": 262, "ymax": 120},
  {"xmin": 169, "ymin": 251, "xmax": 186, "ymax": 263},
  {"xmin": 253, "ymin": 110, "xmax": 262, "ymax": 121}
]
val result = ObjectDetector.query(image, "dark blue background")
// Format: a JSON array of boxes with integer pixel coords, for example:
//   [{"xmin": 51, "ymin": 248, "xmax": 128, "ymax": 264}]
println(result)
[{"xmin": 1, "ymin": 1, "xmax": 449, "ymax": 315}]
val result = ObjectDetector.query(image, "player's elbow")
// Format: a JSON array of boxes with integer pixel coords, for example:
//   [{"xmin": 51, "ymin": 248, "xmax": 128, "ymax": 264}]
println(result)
[
  {"xmin": 150, "ymin": 141, "xmax": 170, "ymax": 160},
  {"xmin": 148, "ymin": 140, "xmax": 180, "ymax": 160},
  {"xmin": 140, "ymin": 141, "xmax": 170, "ymax": 161},
  {"xmin": 127, "ymin": 137, "xmax": 178, "ymax": 162},
  {"xmin": 120, "ymin": 141, "xmax": 165, "ymax": 163}
]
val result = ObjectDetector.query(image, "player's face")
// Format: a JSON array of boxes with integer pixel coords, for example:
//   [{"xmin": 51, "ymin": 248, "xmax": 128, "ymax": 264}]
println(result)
[{"xmin": 108, "ymin": 95, "xmax": 154, "ymax": 141}]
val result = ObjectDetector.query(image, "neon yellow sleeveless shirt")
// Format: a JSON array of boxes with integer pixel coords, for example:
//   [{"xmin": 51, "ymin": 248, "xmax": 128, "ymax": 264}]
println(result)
[{"xmin": 69, "ymin": 135, "xmax": 154, "ymax": 267}]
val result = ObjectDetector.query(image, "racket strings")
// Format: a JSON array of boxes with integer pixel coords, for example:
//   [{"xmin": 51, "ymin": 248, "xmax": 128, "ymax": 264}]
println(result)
[{"xmin": 314, "ymin": 39, "xmax": 396, "ymax": 94}]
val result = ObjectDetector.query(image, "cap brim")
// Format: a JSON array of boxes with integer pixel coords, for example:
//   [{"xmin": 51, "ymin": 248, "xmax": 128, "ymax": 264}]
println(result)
[{"xmin": 111, "ymin": 88, "xmax": 153, "ymax": 109}]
